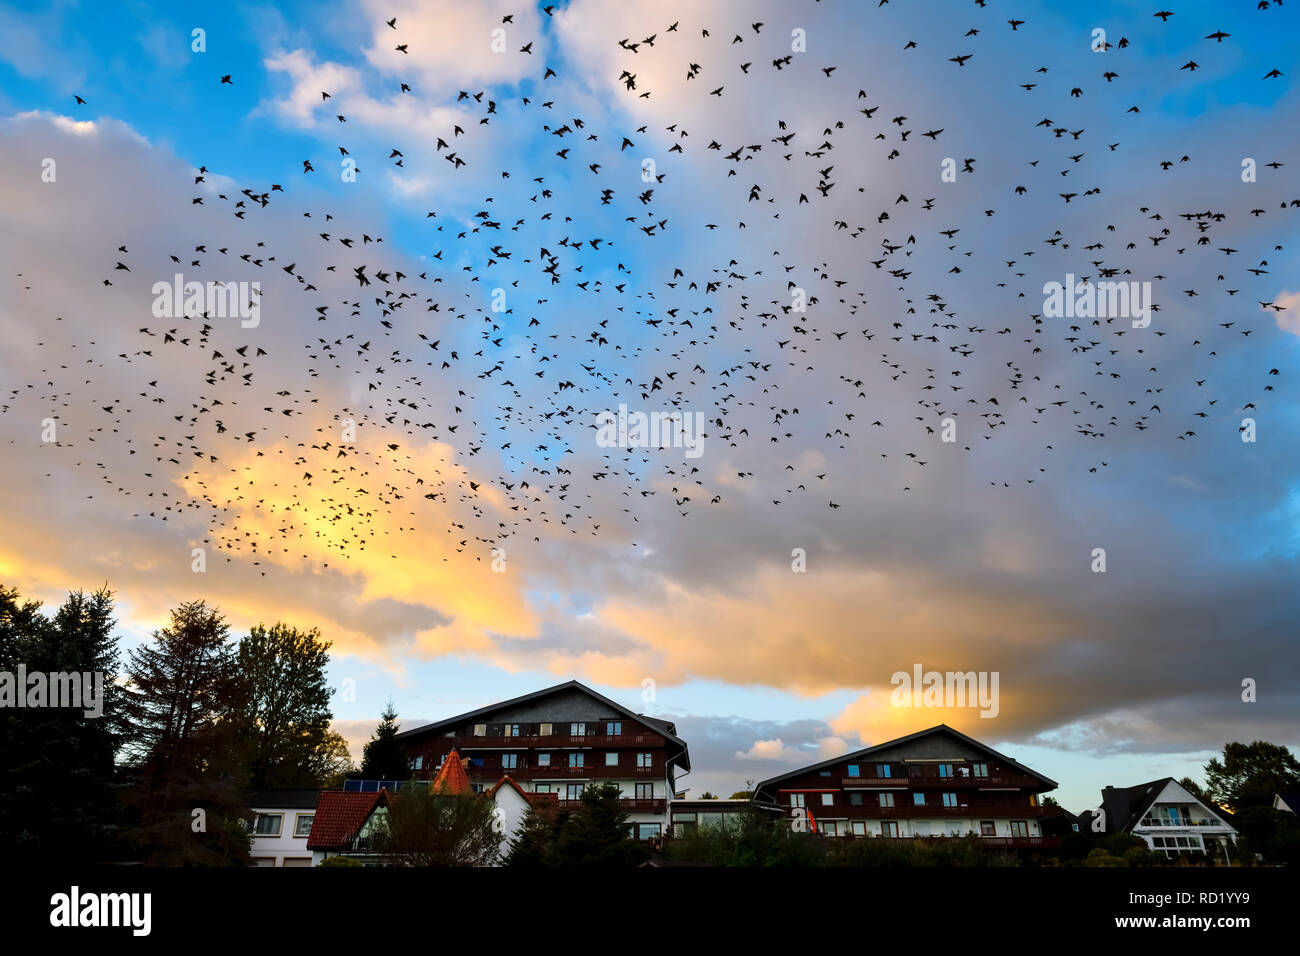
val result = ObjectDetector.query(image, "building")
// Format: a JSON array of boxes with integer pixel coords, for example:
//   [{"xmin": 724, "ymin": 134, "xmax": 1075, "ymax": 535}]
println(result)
[
  {"xmin": 751, "ymin": 724, "xmax": 1058, "ymax": 847},
  {"xmin": 306, "ymin": 789, "xmax": 392, "ymax": 866},
  {"xmin": 245, "ymin": 789, "xmax": 320, "ymax": 867},
  {"xmin": 1080, "ymin": 778, "xmax": 1238, "ymax": 861},
  {"xmin": 395, "ymin": 680, "xmax": 691, "ymax": 842},
  {"xmin": 1273, "ymin": 792, "xmax": 1300, "ymax": 814},
  {"xmin": 669, "ymin": 798, "xmax": 758, "ymax": 837}
]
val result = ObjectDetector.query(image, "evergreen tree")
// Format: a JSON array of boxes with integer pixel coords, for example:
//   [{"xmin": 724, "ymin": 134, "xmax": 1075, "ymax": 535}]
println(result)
[
  {"xmin": 359, "ymin": 699, "xmax": 407, "ymax": 780},
  {"xmin": 120, "ymin": 600, "xmax": 250, "ymax": 865},
  {"xmin": 504, "ymin": 802, "xmax": 562, "ymax": 866},
  {"xmin": 0, "ymin": 584, "xmax": 123, "ymax": 862},
  {"xmin": 547, "ymin": 782, "xmax": 647, "ymax": 866}
]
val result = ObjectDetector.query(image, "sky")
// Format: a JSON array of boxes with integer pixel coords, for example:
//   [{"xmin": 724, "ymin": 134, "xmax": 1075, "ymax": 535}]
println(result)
[{"xmin": 0, "ymin": 0, "xmax": 1297, "ymax": 812}]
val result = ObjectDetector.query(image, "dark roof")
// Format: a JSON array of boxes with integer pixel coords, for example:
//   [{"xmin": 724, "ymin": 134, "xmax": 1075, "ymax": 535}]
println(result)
[
  {"xmin": 1277, "ymin": 792, "xmax": 1300, "ymax": 814},
  {"xmin": 394, "ymin": 679, "xmax": 691, "ymax": 771},
  {"xmin": 1097, "ymin": 778, "xmax": 1234, "ymax": 833},
  {"xmin": 307, "ymin": 790, "xmax": 389, "ymax": 850},
  {"xmin": 752, "ymin": 724, "xmax": 1058, "ymax": 803},
  {"xmin": 246, "ymin": 788, "xmax": 320, "ymax": 810}
]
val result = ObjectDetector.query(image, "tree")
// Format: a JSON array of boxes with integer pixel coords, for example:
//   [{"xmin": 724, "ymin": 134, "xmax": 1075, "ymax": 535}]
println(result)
[
  {"xmin": 232, "ymin": 622, "xmax": 335, "ymax": 788},
  {"xmin": 1177, "ymin": 776, "xmax": 1208, "ymax": 802},
  {"xmin": 547, "ymin": 782, "xmax": 647, "ymax": 866},
  {"xmin": 119, "ymin": 600, "xmax": 250, "ymax": 865},
  {"xmin": 1204, "ymin": 741, "xmax": 1300, "ymax": 811},
  {"xmin": 311, "ymin": 730, "xmax": 357, "ymax": 789},
  {"xmin": 359, "ymin": 699, "xmax": 407, "ymax": 780},
  {"xmin": 729, "ymin": 790, "xmax": 753, "ymax": 799},
  {"xmin": 504, "ymin": 801, "xmax": 562, "ymax": 866},
  {"xmin": 0, "ymin": 585, "xmax": 123, "ymax": 863},
  {"xmin": 372, "ymin": 787, "xmax": 502, "ymax": 866},
  {"xmin": 1041, "ymin": 795, "xmax": 1059, "ymax": 808},
  {"xmin": 699, "ymin": 791, "xmax": 718, "ymax": 799}
]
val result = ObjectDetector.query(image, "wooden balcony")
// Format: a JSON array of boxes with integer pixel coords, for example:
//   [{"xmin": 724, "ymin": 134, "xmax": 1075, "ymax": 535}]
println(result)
[
  {"xmin": 554, "ymin": 798, "xmax": 666, "ymax": 814},
  {"xmin": 841, "ymin": 774, "xmax": 1045, "ymax": 789},
  {"xmin": 448, "ymin": 733, "xmax": 663, "ymax": 750},
  {"xmin": 806, "ymin": 804, "xmax": 1046, "ymax": 820},
  {"xmin": 465, "ymin": 763, "xmax": 661, "ymax": 781}
]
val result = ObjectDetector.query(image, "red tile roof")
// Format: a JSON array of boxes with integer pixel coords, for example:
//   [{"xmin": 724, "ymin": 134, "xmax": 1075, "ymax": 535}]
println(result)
[
  {"xmin": 307, "ymin": 790, "xmax": 388, "ymax": 850},
  {"xmin": 431, "ymin": 749, "xmax": 472, "ymax": 795}
]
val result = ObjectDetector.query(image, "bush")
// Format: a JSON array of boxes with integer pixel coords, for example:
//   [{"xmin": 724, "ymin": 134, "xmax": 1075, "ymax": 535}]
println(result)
[{"xmin": 317, "ymin": 855, "xmax": 362, "ymax": 867}]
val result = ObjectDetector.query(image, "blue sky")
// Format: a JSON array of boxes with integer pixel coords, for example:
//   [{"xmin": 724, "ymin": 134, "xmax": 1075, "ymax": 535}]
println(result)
[{"xmin": 1, "ymin": 0, "xmax": 1298, "ymax": 811}]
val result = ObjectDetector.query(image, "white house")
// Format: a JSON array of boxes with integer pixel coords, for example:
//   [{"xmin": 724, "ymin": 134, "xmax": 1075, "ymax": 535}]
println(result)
[
  {"xmin": 246, "ymin": 789, "xmax": 320, "ymax": 867},
  {"xmin": 1085, "ymin": 778, "xmax": 1237, "ymax": 861}
]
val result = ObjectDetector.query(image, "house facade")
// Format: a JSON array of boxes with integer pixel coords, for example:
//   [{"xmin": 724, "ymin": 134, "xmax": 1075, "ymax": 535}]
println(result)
[
  {"xmin": 395, "ymin": 680, "xmax": 691, "ymax": 842},
  {"xmin": 751, "ymin": 724, "xmax": 1058, "ymax": 847},
  {"xmin": 1081, "ymin": 778, "xmax": 1238, "ymax": 861},
  {"xmin": 246, "ymin": 789, "xmax": 319, "ymax": 867}
]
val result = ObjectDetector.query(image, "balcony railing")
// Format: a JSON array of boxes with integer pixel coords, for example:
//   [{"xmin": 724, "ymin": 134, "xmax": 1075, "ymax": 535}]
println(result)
[
  {"xmin": 554, "ymin": 798, "xmax": 666, "ymax": 813},
  {"xmin": 451, "ymin": 733, "xmax": 663, "ymax": 750},
  {"xmin": 841, "ymin": 774, "xmax": 1044, "ymax": 789},
  {"xmin": 1138, "ymin": 817, "xmax": 1225, "ymax": 828}
]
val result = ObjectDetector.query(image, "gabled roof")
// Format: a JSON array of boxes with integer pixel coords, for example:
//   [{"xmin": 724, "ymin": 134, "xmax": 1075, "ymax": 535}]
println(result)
[
  {"xmin": 430, "ymin": 749, "xmax": 472, "ymax": 795},
  {"xmin": 394, "ymin": 679, "xmax": 691, "ymax": 770},
  {"xmin": 752, "ymin": 724, "xmax": 1058, "ymax": 802},
  {"xmin": 486, "ymin": 775, "xmax": 532, "ymax": 803},
  {"xmin": 1276, "ymin": 792, "xmax": 1300, "ymax": 814},
  {"xmin": 1097, "ymin": 778, "xmax": 1233, "ymax": 834},
  {"xmin": 307, "ymin": 789, "xmax": 389, "ymax": 850}
]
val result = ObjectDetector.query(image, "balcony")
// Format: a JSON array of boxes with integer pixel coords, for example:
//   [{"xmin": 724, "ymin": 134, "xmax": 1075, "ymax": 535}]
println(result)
[
  {"xmin": 451, "ymin": 733, "xmax": 663, "ymax": 750},
  {"xmin": 806, "ymin": 804, "xmax": 1045, "ymax": 820},
  {"xmin": 553, "ymin": 798, "xmax": 666, "ymax": 814},
  {"xmin": 1138, "ymin": 817, "xmax": 1226, "ymax": 829},
  {"xmin": 841, "ymin": 773, "xmax": 1045, "ymax": 789},
  {"xmin": 464, "ymin": 763, "xmax": 661, "ymax": 781}
]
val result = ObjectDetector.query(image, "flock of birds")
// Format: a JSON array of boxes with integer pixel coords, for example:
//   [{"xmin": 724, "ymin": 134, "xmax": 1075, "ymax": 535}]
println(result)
[{"xmin": 7, "ymin": 2, "xmax": 1295, "ymax": 573}]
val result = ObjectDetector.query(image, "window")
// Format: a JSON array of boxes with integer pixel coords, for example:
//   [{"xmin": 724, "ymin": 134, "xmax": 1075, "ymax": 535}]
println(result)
[
  {"xmin": 606, "ymin": 721, "xmax": 622, "ymax": 736},
  {"xmin": 972, "ymin": 763, "xmax": 988, "ymax": 778},
  {"xmin": 636, "ymin": 752, "xmax": 652, "ymax": 768},
  {"xmin": 942, "ymin": 792, "xmax": 958, "ymax": 807},
  {"xmin": 1010, "ymin": 820, "xmax": 1029, "ymax": 837},
  {"xmin": 980, "ymin": 821, "xmax": 996, "ymax": 836},
  {"xmin": 938, "ymin": 763, "xmax": 953, "ymax": 778},
  {"xmin": 819, "ymin": 770, "xmax": 832, "ymax": 777},
  {"xmin": 253, "ymin": 813, "xmax": 282, "ymax": 836},
  {"xmin": 1029, "ymin": 793, "xmax": 1039, "ymax": 807},
  {"xmin": 568, "ymin": 753, "xmax": 584, "ymax": 768},
  {"xmin": 847, "ymin": 764, "xmax": 860, "ymax": 777},
  {"xmin": 850, "ymin": 792, "xmax": 863, "ymax": 806},
  {"xmin": 294, "ymin": 814, "xmax": 315, "ymax": 837},
  {"xmin": 822, "ymin": 822, "xmax": 839, "ymax": 836},
  {"xmin": 472, "ymin": 724, "xmax": 486, "ymax": 737},
  {"xmin": 570, "ymin": 722, "xmax": 586, "ymax": 737},
  {"xmin": 407, "ymin": 755, "xmax": 423, "ymax": 770},
  {"xmin": 534, "ymin": 783, "xmax": 551, "ymax": 794},
  {"xmin": 537, "ymin": 753, "xmax": 551, "ymax": 767},
  {"xmin": 913, "ymin": 793, "xmax": 926, "ymax": 806},
  {"xmin": 539, "ymin": 723, "xmax": 552, "ymax": 736},
  {"xmin": 566, "ymin": 784, "xmax": 583, "ymax": 800},
  {"xmin": 877, "ymin": 764, "xmax": 891, "ymax": 778},
  {"xmin": 821, "ymin": 793, "xmax": 834, "ymax": 806},
  {"xmin": 790, "ymin": 793, "xmax": 805, "ymax": 808},
  {"xmin": 637, "ymin": 824, "xmax": 661, "ymax": 840},
  {"xmin": 635, "ymin": 783, "xmax": 654, "ymax": 800},
  {"xmin": 675, "ymin": 812, "xmax": 697, "ymax": 823},
  {"xmin": 881, "ymin": 822, "xmax": 899, "ymax": 838},
  {"xmin": 851, "ymin": 821, "xmax": 866, "ymax": 836},
  {"xmin": 503, "ymin": 723, "xmax": 520, "ymax": 737},
  {"xmin": 605, "ymin": 752, "xmax": 619, "ymax": 767},
  {"xmin": 502, "ymin": 754, "xmax": 518, "ymax": 770},
  {"xmin": 879, "ymin": 793, "xmax": 894, "ymax": 808}
]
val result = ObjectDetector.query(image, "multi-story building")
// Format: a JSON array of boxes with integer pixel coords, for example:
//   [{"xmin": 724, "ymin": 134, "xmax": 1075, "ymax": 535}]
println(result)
[
  {"xmin": 395, "ymin": 680, "xmax": 691, "ymax": 842},
  {"xmin": 751, "ymin": 724, "xmax": 1058, "ymax": 847},
  {"xmin": 1081, "ymin": 777, "xmax": 1238, "ymax": 861}
]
